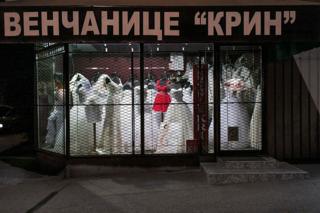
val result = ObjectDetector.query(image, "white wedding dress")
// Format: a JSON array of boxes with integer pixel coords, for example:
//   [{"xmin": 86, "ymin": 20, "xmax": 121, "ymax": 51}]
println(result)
[
  {"xmin": 69, "ymin": 73, "xmax": 94, "ymax": 155},
  {"xmin": 119, "ymin": 88, "xmax": 142, "ymax": 153},
  {"xmin": 85, "ymin": 76, "xmax": 108, "ymax": 154},
  {"xmin": 182, "ymin": 86, "xmax": 193, "ymax": 113},
  {"xmin": 220, "ymin": 91, "xmax": 250, "ymax": 150},
  {"xmin": 156, "ymin": 90, "xmax": 193, "ymax": 153},
  {"xmin": 144, "ymin": 88, "xmax": 158, "ymax": 151},
  {"xmin": 99, "ymin": 74, "xmax": 123, "ymax": 154},
  {"xmin": 49, "ymin": 89, "xmax": 65, "ymax": 154},
  {"xmin": 249, "ymin": 85, "xmax": 262, "ymax": 149}
]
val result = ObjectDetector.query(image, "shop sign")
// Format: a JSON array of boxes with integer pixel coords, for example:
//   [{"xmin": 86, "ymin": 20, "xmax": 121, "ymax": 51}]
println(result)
[{"xmin": 0, "ymin": 6, "xmax": 319, "ymax": 42}]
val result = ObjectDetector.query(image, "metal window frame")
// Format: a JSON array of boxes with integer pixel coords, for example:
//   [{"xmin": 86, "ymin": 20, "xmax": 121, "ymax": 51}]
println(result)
[
  {"xmin": 214, "ymin": 43, "xmax": 266, "ymax": 156},
  {"xmin": 36, "ymin": 42, "xmax": 268, "ymax": 165}
]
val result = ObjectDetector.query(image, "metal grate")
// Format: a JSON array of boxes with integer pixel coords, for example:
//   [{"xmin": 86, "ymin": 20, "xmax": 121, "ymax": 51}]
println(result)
[
  {"xmin": 144, "ymin": 49, "xmax": 191, "ymax": 154},
  {"xmin": 219, "ymin": 46, "xmax": 262, "ymax": 151},
  {"xmin": 34, "ymin": 43, "xmax": 263, "ymax": 156},
  {"xmin": 64, "ymin": 43, "xmax": 215, "ymax": 156},
  {"xmin": 36, "ymin": 51, "xmax": 66, "ymax": 154},
  {"xmin": 68, "ymin": 50, "xmax": 140, "ymax": 156}
]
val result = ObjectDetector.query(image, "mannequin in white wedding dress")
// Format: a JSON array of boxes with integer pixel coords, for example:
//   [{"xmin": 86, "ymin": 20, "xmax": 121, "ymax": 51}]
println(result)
[
  {"xmin": 119, "ymin": 84, "xmax": 141, "ymax": 153},
  {"xmin": 156, "ymin": 88, "xmax": 193, "ymax": 153},
  {"xmin": 69, "ymin": 73, "xmax": 94, "ymax": 155},
  {"xmin": 45, "ymin": 76, "xmax": 65, "ymax": 154},
  {"xmin": 119, "ymin": 84, "xmax": 133, "ymax": 153},
  {"xmin": 85, "ymin": 75, "xmax": 107, "ymax": 154},
  {"xmin": 144, "ymin": 84, "xmax": 158, "ymax": 152},
  {"xmin": 98, "ymin": 74, "xmax": 123, "ymax": 154}
]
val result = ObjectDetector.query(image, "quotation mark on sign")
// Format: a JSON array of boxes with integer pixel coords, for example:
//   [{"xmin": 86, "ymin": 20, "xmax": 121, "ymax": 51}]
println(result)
[
  {"xmin": 283, "ymin": 11, "xmax": 296, "ymax": 24},
  {"xmin": 194, "ymin": 12, "xmax": 207, "ymax": 25}
]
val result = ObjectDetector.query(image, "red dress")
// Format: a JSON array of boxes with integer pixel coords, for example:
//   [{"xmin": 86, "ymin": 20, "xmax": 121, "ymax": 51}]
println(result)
[{"xmin": 153, "ymin": 80, "xmax": 171, "ymax": 112}]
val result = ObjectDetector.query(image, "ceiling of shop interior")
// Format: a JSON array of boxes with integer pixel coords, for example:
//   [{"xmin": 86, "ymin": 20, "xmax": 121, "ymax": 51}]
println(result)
[{"xmin": 1, "ymin": 0, "xmax": 320, "ymax": 6}]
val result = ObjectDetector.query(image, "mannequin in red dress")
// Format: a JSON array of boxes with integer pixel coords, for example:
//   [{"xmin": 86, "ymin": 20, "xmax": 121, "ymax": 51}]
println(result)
[
  {"xmin": 152, "ymin": 78, "xmax": 171, "ymax": 128},
  {"xmin": 153, "ymin": 78, "xmax": 171, "ymax": 112}
]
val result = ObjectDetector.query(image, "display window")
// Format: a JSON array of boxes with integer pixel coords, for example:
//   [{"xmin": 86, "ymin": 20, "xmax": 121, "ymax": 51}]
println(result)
[
  {"xmin": 36, "ymin": 45, "xmax": 66, "ymax": 154},
  {"xmin": 68, "ymin": 43, "xmax": 141, "ymax": 155},
  {"xmin": 35, "ymin": 43, "xmax": 263, "ymax": 156},
  {"xmin": 143, "ymin": 43, "xmax": 214, "ymax": 154}
]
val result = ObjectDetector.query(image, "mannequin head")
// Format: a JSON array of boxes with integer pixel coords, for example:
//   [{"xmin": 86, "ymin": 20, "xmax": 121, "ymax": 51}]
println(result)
[
  {"xmin": 55, "ymin": 80, "xmax": 63, "ymax": 90},
  {"xmin": 110, "ymin": 72, "xmax": 121, "ymax": 85},
  {"xmin": 171, "ymin": 89, "xmax": 183, "ymax": 102},
  {"xmin": 123, "ymin": 82, "xmax": 132, "ymax": 90},
  {"xmin": 54, "ymin": 73, "xmax": 63, "ymax": 90},
  {"xmin": 134, "ymin": 80, "xmax": 140, "ymax": 87},
  {"xmin": 104, "ymin": 74, "xmax": 111, "ymax": 85}
]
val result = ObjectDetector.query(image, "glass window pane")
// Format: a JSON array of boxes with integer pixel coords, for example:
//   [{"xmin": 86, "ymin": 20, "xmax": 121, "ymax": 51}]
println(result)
[
  {"xmin": 36, "ymin": 47, "xmax": 66, "ymax": 155},
  {"xmin": 68, "ymin": 43, "xmax": 140, "ymax": 156},
  {"xmin": 219, "ymin": 46, "xmax": 262, "ymax": 151},
  {"xmin": 144, "ymin": 43, "xmax": 214, "ymax": 154}
]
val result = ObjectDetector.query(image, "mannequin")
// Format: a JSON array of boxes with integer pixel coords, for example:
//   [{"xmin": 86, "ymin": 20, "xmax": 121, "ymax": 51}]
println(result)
[
  {"xmin": 44, "ymin": 74, "xmax": 65, "ymax": 154},
  {"xmin": 86, "ymin": 74, "xmax": 108, "ymax": 153},
  {"xmin": 119, "ymin": 84, "xmax": 141, "ymax": 153},
  {"xmin": 153, "ymin": 76, "xmax": 171, "ymax": 131},
  {"xmin": 153, "ymin": 77, "xmax": 171, "ymax": 112},
  {"xmin": 156, "ymin": 88, "xmax": 193, "ymax": 153},
  {"xmin": 98, "ymin": 74, "xmax": 123, "ymax": 154},
  {"xmin": 69, "ymin": 73, "xmax": 94, "ymax": 155}
]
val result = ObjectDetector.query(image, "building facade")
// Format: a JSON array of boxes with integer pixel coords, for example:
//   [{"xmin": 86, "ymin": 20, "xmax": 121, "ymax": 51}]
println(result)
[{"xmin": 0, "ymin": 1, "xmax": 319, "ymax": 169}]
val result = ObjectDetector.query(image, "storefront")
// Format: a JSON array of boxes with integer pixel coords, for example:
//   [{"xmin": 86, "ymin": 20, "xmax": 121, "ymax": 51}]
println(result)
[{"xmin": 1, "ymin": 1, "xmax": 320, "ymax": 168}]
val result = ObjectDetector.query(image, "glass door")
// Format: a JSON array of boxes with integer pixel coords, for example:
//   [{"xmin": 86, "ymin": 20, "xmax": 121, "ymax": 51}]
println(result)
[{"xmin": 218, "ymin": 45, "xmax": 263, "ymax": 151}]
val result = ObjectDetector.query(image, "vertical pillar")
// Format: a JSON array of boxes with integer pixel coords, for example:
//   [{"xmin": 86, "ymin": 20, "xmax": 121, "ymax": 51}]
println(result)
[
  {"xmin": 214, "ymin": 45, "xmax": 221, "ymax": 154},
  {"xmin": 140, "ymin": 43, "xmax": 145, "ymax": 155},
  {"xmin": 131, "ymin": 51, "xmax": 135, "ymax": 155},
  {"xmin": 63, "ymin": 44, "xmax": 70, "ymax": 158}
]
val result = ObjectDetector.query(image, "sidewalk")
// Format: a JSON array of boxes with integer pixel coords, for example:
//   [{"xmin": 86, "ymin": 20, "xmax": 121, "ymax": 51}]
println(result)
[{"xmin": 0, "ymin": 163, "xmax": 320, "ymax": 212}]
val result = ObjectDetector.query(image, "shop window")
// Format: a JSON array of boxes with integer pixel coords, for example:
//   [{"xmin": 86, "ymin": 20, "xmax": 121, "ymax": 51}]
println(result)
[
  {"xmin": 36, "ymin": 43, "xmax": 216, "ymax": 156},
  {"xmin": 68, "ymin": 43, "xmax": 140, "ymax": 155},
  {"xmin": 144, "ymin": 44, "xmax": 213, "ymax": 154},
  {"xmin": 36, "ymin": 45, "xmax": 66, "ymax": 154}
]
